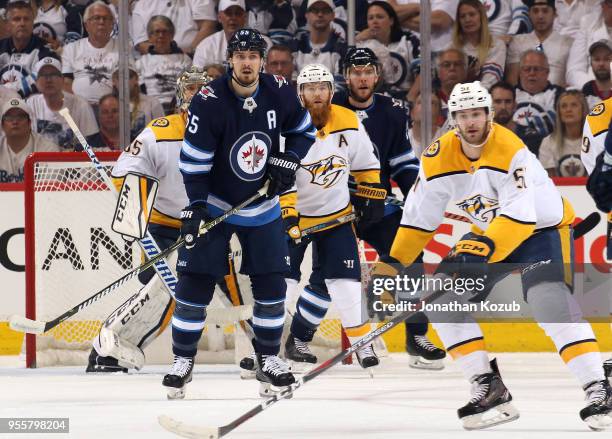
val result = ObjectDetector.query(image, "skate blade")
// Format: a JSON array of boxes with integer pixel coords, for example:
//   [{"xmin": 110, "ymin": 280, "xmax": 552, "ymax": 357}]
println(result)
[
  {"xmin": 288, "ymin": 360, "xmax": 315, "ymax": 374},
  {"xmin": 166, "ymin": 386, "xmax": 187, "ymax": 400},
  {"xmin": 409, "ymin": 355, "xmax": 445, "ymax": 371},
  {"xmin": 585, "ymin": 413, "xmax": 612, "ymax": 431},
  {"xmin": 462, "ymin": 402, "xmax": 520, "ymax": 430},
  {"xmin": 239, "ymin": 369, "xmax": 256, "ymax": 380},
  {"xmin": 258, "ymin": 382, "xmax": 293, "ymax": 399}
]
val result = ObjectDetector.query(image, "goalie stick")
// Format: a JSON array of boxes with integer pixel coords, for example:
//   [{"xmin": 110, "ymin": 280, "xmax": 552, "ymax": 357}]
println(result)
[
  {"xmin": 9, "ymin": 185, "xmax": 269, "ymax": 335},
  {"xmin": 158, "ymin": 212, "xmax": 602, "ymax": 439}
]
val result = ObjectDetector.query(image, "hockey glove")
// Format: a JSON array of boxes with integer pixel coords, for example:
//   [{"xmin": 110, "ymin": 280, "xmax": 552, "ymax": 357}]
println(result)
[
  {"xmin": 180, "ymin": 204, "xmax": 211, "ymax": 249},
  {"xmin": 368, "ymin": 255, "xmax": 401, "ymax": 319},
  {"xmin": 352, "ymin": 182, "xmax": 387, "ymax": 226},
  {"xmin": 282, "ymin": 207, "xmax": 310, "ymax": 246},
  {"xmin": 586, "ymin": 153, "xmax": 612, "ymax": 213},
  {"xmin": 437, "ymin": 234, "xmax": 494, "ymax": 286},
  {"xmin": 266, "ymin": 153, "xmax": 300, "ymax": 198}
]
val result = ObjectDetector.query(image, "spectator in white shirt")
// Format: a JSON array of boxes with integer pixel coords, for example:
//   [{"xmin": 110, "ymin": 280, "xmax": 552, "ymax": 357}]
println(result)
[
  {"xmin": 553, "ymin": 0, "xmax": 601, "ymax": 39},
  {"xmin": 566, "ymin": 0, "xmax": 612, "ymax": 89},
  {"xmin": 0, "ymin": 98, "xmax": 59, "ymax": 183},
  {"xmin": 33, "ymin": 0, "xmax": 68, "ymax": 51},
  {"xmin": 482, "ymin": 0, "xmax": 512, "ymax": 36},
  {"xmin": 451, "ymin": 0, "xmax": 507, "ymax": 89},
  {"xmin": 135, "ymin": 15, "xmax": 192, "ymax": 115},
  {"xmin": 27, "ymin": 56, "xmax": 99, "ymax": 150},
  {"xmin": 131, "ymin": 0, "xmax": 217, "ymax": 56},
  {"xmin": 62, "ymin": 1, "xmax": 124, "ymax": 107},
  {"xmin": 506, "ymin": 0, "xmax": 572, "ymax": 87},
  {"xmin": 538, "ymin": 89, "xmax": 589, "ymax": 177},
  {"xmin": 582, "ymin": 39, "xmax": 612, "ymax": 109}
]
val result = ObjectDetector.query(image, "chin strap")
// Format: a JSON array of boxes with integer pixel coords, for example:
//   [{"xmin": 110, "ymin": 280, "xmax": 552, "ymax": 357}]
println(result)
[
  {"xmin": 231, "ymin": 69, "xmax": 260, "ymax": 90},
  {"xmin": 457, "ymin": 119, "xmax": 494, "ymax": 149}
]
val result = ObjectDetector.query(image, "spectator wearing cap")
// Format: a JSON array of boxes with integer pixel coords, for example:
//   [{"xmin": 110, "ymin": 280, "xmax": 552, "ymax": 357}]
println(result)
[
  {"xmin": 0, "ymin": 98, "xmax": 59, "ymax": 183},
  {"xmin": 582, "ymin": 39, "xmax": 612, "ymax": 109},
  {"xmin": 0, "ymin": 85, "xmax": 20, "ymax": 137},
  {"xmin": 490, "ymin": 81, "xmax": 519, "ymax": 134},
  {"xmin": 193, "ymin": 0, "xmax": 272, "ymax": 68},
  {"xmin": 292, "ymin": 0, "xmax": 347, "ymax": 75},
  {"xmin": 566, "ymin": 0, "xmax": 612, "ymax": 89},
  {"xmin": 355, "ymin": 1, "xmax": 420, "ymax": 101},
  {"xmin": 265, "ymin": 44, "xmax": 295, "ymax": 84},
  {"xmin": 247, "ymin": 0, "xmax": 298, "ymax": 46},
  {"xmin": 387, "ymin": 0, "xmax": 458, "ymax": 53},
  {"xmin": 61, "ymin": 1, "xmax": 129, "ymax": 107},
  {"xmin": 27, "ymin": 56, "xmax": 98, "ymax": 151},
  {"xmin": 506, "ymin": 0, "xmax": 572, "ymax": 87},
  {"xmin": 0, "ymin": 1, "xmax": 56, "ymax": 97},
  {"xmin": 512, "ymin": 49, "xmax": 563, "ymax": 156},
  {"xmin": 538, "ymin": 89, "xmax": 589, "ymax": 177},
  {"xmin": 111, "ymin": 67, "xmax": 164, "ymax": 140},
  {"xmin": 131, "ymin": 0, "xmax": 217, "ymax": 56},
  {"xmin": 85, "ymin": 93, "xmax": 120, "ymax": 150},
  {"xmin": 135, "ymin": 15, "xmax": 192, "ymax": 115}
]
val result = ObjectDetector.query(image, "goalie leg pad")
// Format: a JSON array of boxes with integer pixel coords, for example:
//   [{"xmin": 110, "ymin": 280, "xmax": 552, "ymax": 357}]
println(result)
[{"xmin": 97, "ymin": 327, "xmax": 146, "ymax": 370}]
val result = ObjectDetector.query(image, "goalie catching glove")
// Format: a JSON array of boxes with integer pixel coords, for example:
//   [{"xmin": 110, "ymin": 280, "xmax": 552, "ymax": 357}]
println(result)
[
  {"xmin": 266, "ymin": 152, "xmax": 300, "ymax": 198},
  {"xmin": 180, "ymin": 203, "xmax": 212, "ymax": 249},
  {"xmin": 351, "ymin": 182, "xmax": 386, "ymax": 226}
]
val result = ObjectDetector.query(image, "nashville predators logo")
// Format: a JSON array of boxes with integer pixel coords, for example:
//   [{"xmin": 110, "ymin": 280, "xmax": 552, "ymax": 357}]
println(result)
[
  {"xmin": 302, "ymin": 155, "xmax": 348, "ymax": 188},
  {"xmin": 456, "ymin": 194, "xmax": 499, "ymax": 223},
  {"xmin": 589, "ymin": 102, "xmax": 605, "ymax": 116}
]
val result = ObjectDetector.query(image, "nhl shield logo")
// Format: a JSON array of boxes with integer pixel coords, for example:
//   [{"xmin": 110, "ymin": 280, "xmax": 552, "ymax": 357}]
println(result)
[{"xmin": 230, "ymin": 131, "xmax": 272, "ymax": 181}]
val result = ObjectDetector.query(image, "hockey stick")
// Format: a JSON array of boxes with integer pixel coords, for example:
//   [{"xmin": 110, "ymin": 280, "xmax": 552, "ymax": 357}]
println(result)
[
  {"xmin": 158, "ymin": 212, "xmax": 601, "ymax": 439},
  {"xmin": 607, "ymin": 213, "xmax": 611, "ymax": 260},
  {"xmin": 9, "ymin": 185, "xmax": 269, "ymax": 335},
  {"xmin": 58, "ymin": 107, "xmax": 180, "ymax": 295},
  {"xmin": 347, "ymin": 186, "xmax": 472, "ymax": 224}
]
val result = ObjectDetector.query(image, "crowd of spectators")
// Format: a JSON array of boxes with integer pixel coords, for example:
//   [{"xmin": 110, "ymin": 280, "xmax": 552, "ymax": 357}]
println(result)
[{"xmin": 0, "ymin": 0, "xmax": 610, "ymax": 183}]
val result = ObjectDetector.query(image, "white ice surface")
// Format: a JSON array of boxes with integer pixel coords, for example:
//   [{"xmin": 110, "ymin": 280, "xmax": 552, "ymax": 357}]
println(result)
[{"xmin": 0, "ymin": 353, "xmax": 608, "ymax": 439}]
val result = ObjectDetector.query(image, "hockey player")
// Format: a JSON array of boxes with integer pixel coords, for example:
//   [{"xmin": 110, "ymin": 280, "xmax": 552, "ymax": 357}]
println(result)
[
  {"xmin": 280, "ymin": 63, "xmax": 386, "ymax": 369},
  {"xmin": 287, "ymin": 47, "xmax": 446, "ymax": 369},
  {"xmin": 581, "ymin": 96, "xmax": 612, "ymax": 378},
  {"xmin": 163, "ymin": 28, "xmax": 316, "ymax": 399},
  {"xmin": 86, "ymin": 66, "xmax": 213, "ymax": 373},
  {"xmin": 375, "ymin": 82, "xmax": 612, "ymax": 430}
]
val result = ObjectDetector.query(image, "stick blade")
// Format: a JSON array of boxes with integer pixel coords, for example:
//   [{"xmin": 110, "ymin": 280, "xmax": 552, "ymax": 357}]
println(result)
[
  {"xmin": 158, "ymin": 415, "xmax": 220, "ymax": 439},
  {"xmin": 575, "ymin": 212, "xmax": 601, "ymax": 239},
  {"xmin": 9, "ymin": 315, "xmax": 46, "ymax": 334}
]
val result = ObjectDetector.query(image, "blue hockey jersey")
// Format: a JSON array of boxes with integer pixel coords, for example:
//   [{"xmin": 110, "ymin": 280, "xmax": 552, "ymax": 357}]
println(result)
[{"xmin": 180, "ymin": 72, "xmax": 316, "ymax": 226}]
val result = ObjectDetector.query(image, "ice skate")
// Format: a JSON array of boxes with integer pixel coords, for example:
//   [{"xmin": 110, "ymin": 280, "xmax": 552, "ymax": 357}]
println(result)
[
  {"xmin": 284, "ymin": 335, "xmax": 317, "ymax": 372},
  {"xmin": 580, "ymin": 380, "xmax": 612, "ymax": 431},
  {"xmin": 162, "ymin": 355, "xmax": 194, "ymax": 400},
  {"xmin": 239, "ymin": 352, "xmax": 257, "ymax": 379},
  {"xmin": 355, "ymin": 343, "xmax": 379, "ymax": 377},
  {"xmin": 256, "ymin": 354, "xmax": 295, "ymax": 398},
  {"xmin": 85, "ymin": 348, "xmax": 127, "ymax": 373},
  {"xmin": 458, "ymin": 359, "xmax": 520, "ymax": 430},
  {"xmin": 406, "ymin": 334, "xmax": 446, "ymax": 370}
]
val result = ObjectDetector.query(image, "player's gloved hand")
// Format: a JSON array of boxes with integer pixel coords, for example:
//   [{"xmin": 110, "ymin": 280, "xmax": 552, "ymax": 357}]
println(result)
[
  {"xmin": 586, "ymin": 154, "xmax": 612, "ymax": 213},
  {"xmin": 266, "ymin": 152, "xmax": 300, "ymax": 198},
  {"xmin": 180, "ymin": 203, "xmax": 211, "ymax": 249},
  {"xmin": 367, "ymin": 255, "xmax": 401, "ymax": 319},
  {"xmin": 281, "ymin": 207, "xmax": 310, "ymax": 247},
  {"xmin": 437, "ymin": 234, "xmax": 494, "ymax": 285},
  {"xmin": 351, "ymin": 182, "xmax": 387, "ymax": 226}
]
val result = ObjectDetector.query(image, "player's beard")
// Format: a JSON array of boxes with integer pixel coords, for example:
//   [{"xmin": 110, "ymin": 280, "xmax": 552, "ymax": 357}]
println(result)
[
  {"xmin": 349, "ymin": 83, "xmax": 375, "ymax": 103},
  {"xmin": 305, "ymin": 101, "xmax": 332, "ymax": 129}
]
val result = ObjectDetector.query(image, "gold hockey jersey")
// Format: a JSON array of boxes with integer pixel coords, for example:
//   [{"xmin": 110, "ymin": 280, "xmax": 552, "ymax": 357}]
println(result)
[
  {"xmin": 111, "ymin": 113, "xmax": 188, "ymax": 229},
  {"xmin": 581, "ymin": 97, "xmax": 612, "ymax": 175},
  {"xmin": 391, "ymin": 123, "xmax": 575, "ymax": 264},
  {"xmin": 280, "ymin": 104, "xmax": 381, "ymax": 231}
]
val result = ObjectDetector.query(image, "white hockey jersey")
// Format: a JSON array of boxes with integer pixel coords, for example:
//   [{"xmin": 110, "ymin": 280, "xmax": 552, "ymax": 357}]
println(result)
[
  {"xmin": 280, "ymin": 104, "xmax": 381, "ymax": 231},
  {"xmin": 391, "ymin": 124, "xmax": 575, "ymax": 264},
  {"xmin": 111, "ymin": 113, "xmax": 188, "ymax": 229},
  {"xmin": 581, "ymin": 97, "xmax": 611, "ymax": 175}
]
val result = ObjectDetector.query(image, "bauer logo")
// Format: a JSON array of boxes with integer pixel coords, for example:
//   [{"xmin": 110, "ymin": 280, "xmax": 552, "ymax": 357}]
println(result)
[{"xmin": 229, "ymin": 131, "xmax": 271, "ymax": 182}]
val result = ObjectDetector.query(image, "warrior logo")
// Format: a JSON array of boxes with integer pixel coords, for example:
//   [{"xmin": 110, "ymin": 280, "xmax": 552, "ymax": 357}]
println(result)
[
  {"xmin": 302, "ymin": 155, "xmax": 348, "ymax": 188},
  {"xmin": 456, "ymin": 194, "xmax": 499, "ymax": 223},
  {"xmin": 230, "ymin": 131, "xmax": 271, "ymax": 181}
]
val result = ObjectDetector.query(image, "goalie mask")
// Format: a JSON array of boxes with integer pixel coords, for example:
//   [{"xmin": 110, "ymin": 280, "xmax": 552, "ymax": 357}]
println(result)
[
  {"xmin": 296, "ymin": 63, "xmax": 335, "ymax": 106},
  {"xmin": 176, "ymin": 66, "xmax": 212, "ymax": 111},
  {"xmin": 447, "ymin": 81, "xmax": 494, "ymax": 148}
]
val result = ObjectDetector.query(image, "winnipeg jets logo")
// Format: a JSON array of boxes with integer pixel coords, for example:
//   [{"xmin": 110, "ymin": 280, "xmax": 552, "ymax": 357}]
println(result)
[
  {"xmin": 199, "ymin": 86, "xmax": 217, "ymax": 100},
  {"xmin": 230, "ymin": 131, "xmax": 272, "ymax": 181},
  {"xmin": 302, "ymin": 155, "xmax": 348, "ymax": 188},
  {"xmin": 456, "ymin": 194, "xmax": 499, "ymax": 223}
]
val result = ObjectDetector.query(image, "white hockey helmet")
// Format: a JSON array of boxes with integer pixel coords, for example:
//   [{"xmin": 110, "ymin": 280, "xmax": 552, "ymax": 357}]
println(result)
[
  {"xmin": 297, "ymin": 63, "xmax": 335, "ymax": 104},
  {"xmin": 447, "ymin": 81, "xmax": 492, "ymax": 124}
]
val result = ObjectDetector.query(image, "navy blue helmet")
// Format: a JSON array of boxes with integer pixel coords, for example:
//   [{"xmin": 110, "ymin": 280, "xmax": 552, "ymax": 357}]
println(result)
[
  {"xmin": 227, "ymin": 28, "xmax": 267, "ymax": 59},
  {"xmin": 343, "ymin": 47, "xmax": 379, "ymax": 74}
]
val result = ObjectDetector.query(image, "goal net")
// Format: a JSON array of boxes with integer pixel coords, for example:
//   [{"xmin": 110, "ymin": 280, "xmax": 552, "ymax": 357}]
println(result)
[{"xmin": 24, "ymin": 152, "xmax": 375, "ymax": 368}]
